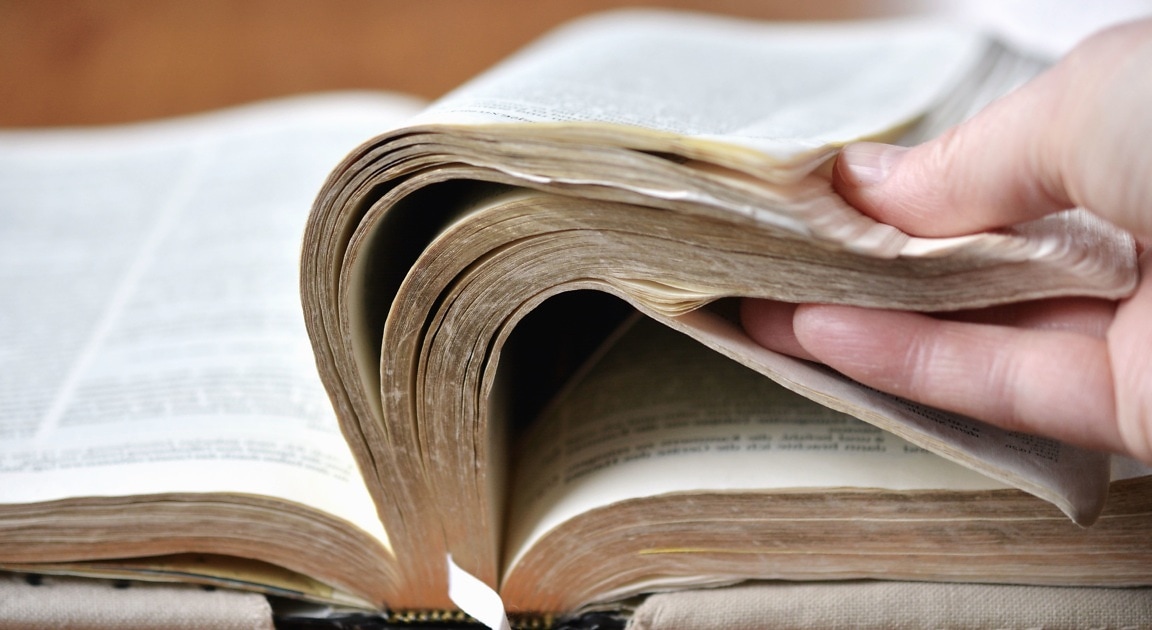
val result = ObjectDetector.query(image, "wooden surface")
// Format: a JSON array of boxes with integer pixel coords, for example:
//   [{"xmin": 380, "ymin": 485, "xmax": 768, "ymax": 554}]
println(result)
[{"xmin": 0, "ymin": 0, "xmax": 921, "ymax": 127}]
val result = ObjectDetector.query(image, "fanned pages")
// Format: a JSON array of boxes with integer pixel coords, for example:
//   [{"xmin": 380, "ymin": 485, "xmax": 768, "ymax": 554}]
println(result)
[
  {"xmin": 1, "ymin": 9, "xmax": 1148, "ymax": 621},
  {"xmin": 301, "ymin": 9, "xmax": 1143, "ymax": 614}
]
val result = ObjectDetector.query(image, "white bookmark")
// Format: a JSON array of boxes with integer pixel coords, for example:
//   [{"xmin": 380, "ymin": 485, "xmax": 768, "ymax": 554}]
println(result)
[{"xmin": 447, "ymin": 555, "xmax": 512, "ymax": 630}]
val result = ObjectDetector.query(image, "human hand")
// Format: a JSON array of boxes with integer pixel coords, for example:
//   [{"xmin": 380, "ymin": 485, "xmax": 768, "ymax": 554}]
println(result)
[{"xmin": 741, "ymin": 18, "xmax": 1152, "ymax": 462}]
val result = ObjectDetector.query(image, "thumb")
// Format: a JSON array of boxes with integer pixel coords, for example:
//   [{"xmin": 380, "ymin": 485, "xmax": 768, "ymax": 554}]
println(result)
[{"xmin": 834, "ymin": 18, "xmax": 1152, "ymax": 239}]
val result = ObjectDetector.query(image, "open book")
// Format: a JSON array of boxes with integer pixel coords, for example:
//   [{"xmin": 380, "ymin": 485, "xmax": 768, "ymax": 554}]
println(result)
[{"xmin": 2, "ymin": 9, "xmax": 1150, "ymax": 622}]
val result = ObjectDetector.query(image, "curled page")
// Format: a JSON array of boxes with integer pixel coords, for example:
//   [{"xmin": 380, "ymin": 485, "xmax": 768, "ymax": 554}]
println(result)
[{"xmin": 447, "ymin": 555, "xmax": 510, "ymax": 630}]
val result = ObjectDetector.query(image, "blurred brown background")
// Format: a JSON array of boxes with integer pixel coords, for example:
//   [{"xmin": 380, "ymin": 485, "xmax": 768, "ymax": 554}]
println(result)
[{"xmin": 0, "ymin": 0, "xmax": 929, "ymax": 128}]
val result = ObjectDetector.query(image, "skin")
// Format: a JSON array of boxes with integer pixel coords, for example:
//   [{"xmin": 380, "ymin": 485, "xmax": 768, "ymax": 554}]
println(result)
[{"xmin": 741, "ymin": 18, "xmax": 1152, "ymax": 463}]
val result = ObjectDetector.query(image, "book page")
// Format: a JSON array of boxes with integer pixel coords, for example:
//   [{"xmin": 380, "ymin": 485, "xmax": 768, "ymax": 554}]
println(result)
[
  {"xmin": 412, "ymin": 10, "xmax": 988, "ymax": 169},
  {"xmin": 660, "ymin": 305, "xmax": 1111, "ymax": 525},
  {"xmin": 505, "ymin": 316, "xmax": 1003, "ymax": 569},
  {"xmin": 0, "ymin": 93, "xmax": 422, "ymax": 544}
]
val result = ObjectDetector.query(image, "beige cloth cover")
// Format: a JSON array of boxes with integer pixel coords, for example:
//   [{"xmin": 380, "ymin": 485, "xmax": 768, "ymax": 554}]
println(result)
[
  {"xmin": 7, "ymin": 575, "xmax": 1152, "ymax": 628},
  {"xmin": 0, "ymin": 573, "xmax": 273, "ymax": 630},
  {"xmin": 629, "ymin": 582, "xmax": 1152, "ymax": 630}
]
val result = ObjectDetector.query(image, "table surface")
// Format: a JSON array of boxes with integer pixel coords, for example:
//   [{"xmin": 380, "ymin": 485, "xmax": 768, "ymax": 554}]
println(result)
[{"xmin": 0, "ymin": 0, "xmax": 916, "ymax": 127}]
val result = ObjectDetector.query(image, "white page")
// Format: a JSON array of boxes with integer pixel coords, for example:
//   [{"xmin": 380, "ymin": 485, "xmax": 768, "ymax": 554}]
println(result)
[
  {"xmin": 0, "ymin": 93, "xmax": 423, "ymax": 544},
  {"xmin": 414, "ymin": 10, "xmax": 987, "ymax": 166}
]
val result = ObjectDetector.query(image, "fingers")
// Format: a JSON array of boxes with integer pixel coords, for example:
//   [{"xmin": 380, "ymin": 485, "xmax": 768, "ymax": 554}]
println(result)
[
  {"xmin": 739, "ymin": 299, "xmax": 814, "ymax": 361},
  {"xmin": 834, "ymin": 18, "xmax": 1152, "ymax": 240},
  {"xmin": 832, "ymin": 70, "xmax": 1071, "ymax": 236},
  {"xmin": 941, "ymin": 297, "xmax": 1116, "ymax": 339},
  {"xmin": 790, "ymin": 304, "xmax": 1125, "ymax": 456},
  {"xmin": 742, "ymin": 19, "xmax": 1152, "ymax": 461},
  {"xmin": 740, "ymin": 296, "xmax": 1117, "ymax": 360},
  {"xmin": 1106, "ymin": 251, "xmax": 1152, "ymax": 462},
  {"xmin": 741, "ymin": 296, "xmax": 1134, "ymax": 457}
]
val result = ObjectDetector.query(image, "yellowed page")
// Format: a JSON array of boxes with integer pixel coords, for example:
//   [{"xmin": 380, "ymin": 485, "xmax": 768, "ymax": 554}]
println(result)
[
  {"xmin": 658, "ymin": 306, "xmax": 1110, "ymax": 525},
  {"xmin": 505, "ymin": 317, "xmax": 1002, "ymax": 571}
]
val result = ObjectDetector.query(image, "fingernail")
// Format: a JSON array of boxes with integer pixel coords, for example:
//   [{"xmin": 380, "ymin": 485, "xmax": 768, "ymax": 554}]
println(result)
[{"xmin": 837, "ymin": 142, "xmax": 907, "ymax": 186}]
